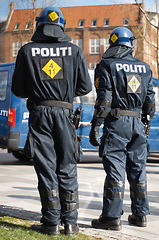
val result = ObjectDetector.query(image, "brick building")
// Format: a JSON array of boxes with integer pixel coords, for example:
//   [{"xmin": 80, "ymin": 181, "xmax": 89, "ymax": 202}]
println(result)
[{"xmin": 0, "ymin": 2, "xmax": 158, "ymax": 77}]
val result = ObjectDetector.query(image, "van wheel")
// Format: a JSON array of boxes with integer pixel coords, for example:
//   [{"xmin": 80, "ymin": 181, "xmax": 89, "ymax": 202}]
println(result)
[{"xmin": 12, "ymin": 150, "xmax": 31, "ymax": 161}]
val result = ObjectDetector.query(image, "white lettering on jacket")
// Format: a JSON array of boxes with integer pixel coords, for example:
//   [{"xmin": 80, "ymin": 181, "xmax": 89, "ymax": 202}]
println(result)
[
  {"xmin": 31, "ymin": 47, "xmax": 72, "ymax": 57},
  {"xmin": 116, "ymin": 63, "xmax": 146, "ymax": 73}
]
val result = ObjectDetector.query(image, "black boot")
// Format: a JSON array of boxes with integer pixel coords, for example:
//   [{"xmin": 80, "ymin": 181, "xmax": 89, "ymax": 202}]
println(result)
[
  {"xmin": 128, "ymin": 214, "xmax": 147, "ymax": 227},
  {"xmin": 91, "ymin": 215, "xmax": 121, "ymax": 230},
  {"xmin": 64, "ymin": 223, "xmax": 79, "ymax": 235},
  {"xmin": 30, "ymin": 224, "xmax": 60, "ymax": 235}
]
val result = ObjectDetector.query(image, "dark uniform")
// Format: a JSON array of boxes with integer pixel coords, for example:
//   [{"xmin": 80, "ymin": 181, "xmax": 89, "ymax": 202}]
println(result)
[
  {"xmin": 12, "ymin": 6, "xmax": 92, "ymax": 235},
  {"xmin": 89, "ymin": 27, "xmax": 155, "ymax": 230}
]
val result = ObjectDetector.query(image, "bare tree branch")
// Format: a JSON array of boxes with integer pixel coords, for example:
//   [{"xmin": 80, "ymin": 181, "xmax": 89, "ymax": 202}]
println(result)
[
  {"xmin": 135, "ymin": 26, "xmax": 157, "ymax": 51},
  {"xmin": 135, "ymin": 0, "xmax": 159, "ymax": 29}
]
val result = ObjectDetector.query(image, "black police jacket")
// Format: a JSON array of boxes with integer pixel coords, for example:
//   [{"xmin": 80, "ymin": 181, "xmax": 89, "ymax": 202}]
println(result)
[
  {"xmin": 11, "ymin": 38, "xmax": 92, "ymax": 104},
  {"xmin": 95, "ymin": 48, "xmax": 155, "ymax": 114}
]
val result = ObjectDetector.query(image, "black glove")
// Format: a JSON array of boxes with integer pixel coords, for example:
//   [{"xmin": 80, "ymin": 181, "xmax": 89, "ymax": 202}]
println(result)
[{"xmin": 89, "ymin": 125, "xmax": 100, "ymax": 146}]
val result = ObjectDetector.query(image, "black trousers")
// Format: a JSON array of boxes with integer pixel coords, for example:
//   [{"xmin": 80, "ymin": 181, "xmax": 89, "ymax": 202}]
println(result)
[
  {"xmin": 29, "ymin": 106, "xmax": 79, "ymax": 225},
  {"xmin": 99, "ymin": 116, "xmax": 149, "ymax": 218}
]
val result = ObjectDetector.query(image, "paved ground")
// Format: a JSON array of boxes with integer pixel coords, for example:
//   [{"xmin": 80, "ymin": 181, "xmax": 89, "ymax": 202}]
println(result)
[{"xmin": 0, "ymin": 150, "xmax": 159, "ymax": 239}]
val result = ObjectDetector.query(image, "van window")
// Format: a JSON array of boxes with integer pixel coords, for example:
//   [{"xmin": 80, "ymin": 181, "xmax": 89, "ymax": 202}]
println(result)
[
  {"xmin": 0, "ymin": 71, "xmax": 8, "ymax": 101},
  {"xmin": 79, "ymin": 85, "xmax": 96, "ymax": 104},
  {"xmin": 154, "ymin": 86, "xmax": 159, "ymax": 111},
  {"xmin": 74, "ymin": 69, "xmax": 96, "ymax": 104}
]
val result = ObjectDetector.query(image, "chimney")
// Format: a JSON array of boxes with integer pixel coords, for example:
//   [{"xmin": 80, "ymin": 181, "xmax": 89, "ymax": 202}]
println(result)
[{"xmin": 10, "ymin": 2, "xmax": 15, "ymax": 12}]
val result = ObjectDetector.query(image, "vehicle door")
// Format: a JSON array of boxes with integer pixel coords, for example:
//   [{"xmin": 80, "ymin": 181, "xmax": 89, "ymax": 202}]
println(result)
[
  {"xmin": 0, "ymin": 64, "xmax": 12, "ymax": 148},
  {"xmin": 74, "ymin": 69, "xmax": 102, "ymax": 150},
  {"xmin": 147, "ymin": 77, "xmax": 159, "ymax": 152}
]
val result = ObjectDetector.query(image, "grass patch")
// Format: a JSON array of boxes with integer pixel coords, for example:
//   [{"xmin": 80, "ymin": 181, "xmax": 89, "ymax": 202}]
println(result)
[{"xmin": 0, "ymin": 214, "xmax": 101, "ymax": 240}]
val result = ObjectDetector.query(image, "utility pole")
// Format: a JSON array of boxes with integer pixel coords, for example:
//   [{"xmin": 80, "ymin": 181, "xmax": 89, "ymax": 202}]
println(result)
[
  {"xmin": 135, "ymin": 0, "xmax": 159, "ymax": 77},
  {"xmin": 155, "ymin": 0, "xmax": 159, "ymax": 78},
  {"xmin": 32, "ymin": 0, "xmax": 36, "ymax": 34}
]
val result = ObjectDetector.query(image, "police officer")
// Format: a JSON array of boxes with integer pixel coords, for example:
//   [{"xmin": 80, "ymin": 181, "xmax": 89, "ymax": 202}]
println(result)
[
  {"xmin": 12, "ymin": 6, "xmax": 92, "ymax": 236},
  {"xmin": 89, "ymin": 27, "xmax": 155, "ymax": 230}
]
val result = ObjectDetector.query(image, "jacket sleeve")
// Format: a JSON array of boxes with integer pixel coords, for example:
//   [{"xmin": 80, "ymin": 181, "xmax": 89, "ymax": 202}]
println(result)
[
  {"xmin": 11, "ymin": 47, "xmax": 29, "ymax": 98},
  {"xmin": 90, "ymin": 62, "xmax": 112, "ymax": 126},
  {"xmin": 95, "ymin": 62, "xmax": 112, "ymax": 113},
  {"xmin": 75, "ymin": 50, "xmax": 92, "ymax": 96},
  {"xmin": 142, "ymin": 70, "xmax": 155, "ymax": 115}
]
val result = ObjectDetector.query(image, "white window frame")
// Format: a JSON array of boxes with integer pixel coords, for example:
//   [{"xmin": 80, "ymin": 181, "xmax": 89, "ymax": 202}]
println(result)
[
  {"xmin": 12, "ymin": 41, "xmax": 28, "ymax": 57},
  {"xmin": 78, "ymin": 19, "xmax": 85, "ymax": 28},
  {"xmin": 123, "ymin": 18, "xmax": 129, "ymax": 26},
  {"xmin": 25, "ymin": 22, "xmax": 31, "ymax": 30},
  {"xmin": 72, "ymin": 39, "xmax": 83, "ymax": 49},
  {"xmin": 14, "ymin": 22, "xmax": 20, "ymax": 31},
  {"xmin": 104, "ymin": 38, "xmax": 109, "ymax": 52},
  {"xmin": 90, "ymin": 39, "xmax": 100, "ymax": 54},
  {"xmin": 12, "ymin": 42, "xmax": 22, "ymax": 57},
  {"xmin": 91, "ymin": 19, "xmax": 97, "ymax": 27},
  {"xmin": 104, "ymin": 19, "xmax": 109, "ymax": 27}
]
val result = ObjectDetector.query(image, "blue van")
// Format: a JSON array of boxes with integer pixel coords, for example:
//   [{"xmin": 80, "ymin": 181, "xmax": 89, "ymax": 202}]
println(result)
[
  {"xmin": 147, "ymin": 77, "xmax": 159, "ymax": 152},
  {"xmin": 0, "ymin": 65, "xmax": 98, "ymax": 160},
  {"xmin": 0, "ymin": 63, "xmax": 158, "ymax": 161},
  {"xmin": 74, "ymin": 69, "xmax": 102, "ymax": 151},
  {"xmin": 0, "ymin": 63, "xmax": 96, "ymax": 160},
  {"xmin": 0, "ymin": 62, "xmax": 29, "ymax": 160}
]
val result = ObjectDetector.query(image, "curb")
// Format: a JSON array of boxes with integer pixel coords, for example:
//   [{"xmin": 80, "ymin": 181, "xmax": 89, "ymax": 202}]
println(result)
[{"xmin": 0, "ymin": 205, "xmax": 147, "ymax": 240}]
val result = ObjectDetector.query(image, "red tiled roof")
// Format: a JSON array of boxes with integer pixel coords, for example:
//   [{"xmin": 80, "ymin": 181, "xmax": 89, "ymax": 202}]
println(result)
[
  {"xmin": 7, "ymin": 8, "xmax": 42, "ymax": 31},
  {"xmin": 61, "ymin": 4, "xmax": 140, "ymax": 28},
  {"xmin": 7, "ymin": 4, "xmax": 140, "ymax": 31}
]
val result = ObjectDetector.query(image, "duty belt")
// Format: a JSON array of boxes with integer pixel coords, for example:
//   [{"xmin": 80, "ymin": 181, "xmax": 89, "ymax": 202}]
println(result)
[
  {"xmin": 110, "ymin": 108, "xmax": 140, "ymax": 119},
  {"xmin": 37, "ymin": 100, "xmax": 73, "ymax": 110}
]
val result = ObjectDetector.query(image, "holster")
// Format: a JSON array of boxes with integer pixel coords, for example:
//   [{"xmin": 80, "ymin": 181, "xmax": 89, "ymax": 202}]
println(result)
[
  {"xmin": 73, "ymin": 105, "xmax": 82, "ymax": 129},
  {"xmin": 27, "ymin": 98, "xmax": 36, "ymax": 112}
]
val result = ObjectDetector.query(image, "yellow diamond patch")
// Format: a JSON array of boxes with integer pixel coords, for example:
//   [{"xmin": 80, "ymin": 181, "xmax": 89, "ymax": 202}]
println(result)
[
  {"xmin": 42, "ymin": 59, "xmax": 61, "ymax": 79},
  {"xmin": 49, "ymin": 11, "xmax": 59, "ymax": 22},
  {"xmin": 111, "ymin": 34, "xmax": 118, "ymax": 43},
  {"xmin": 128, "ymin": 76, "xmax": 140, "ymax": 93},
  {"xmin": 95, "ymin": 77, "xmax": 100, "ymax": 89}
]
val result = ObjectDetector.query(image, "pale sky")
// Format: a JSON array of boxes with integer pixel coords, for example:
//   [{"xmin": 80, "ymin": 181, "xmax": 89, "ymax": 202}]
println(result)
[{"xmin": 0, "ymin": 0, "xmax": 157, "ymax": 21}]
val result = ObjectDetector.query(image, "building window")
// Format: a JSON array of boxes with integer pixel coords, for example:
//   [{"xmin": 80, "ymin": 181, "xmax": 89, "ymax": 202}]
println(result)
[
  {"xmin": 123, "ymin": 18, "xmax": 129, "ymax": 26},
  {"xmin": 104, "ymin": 38, "xmax": 109, "ymax": 52},
  {"xmin": 91, "ymin": 19, "xmax": 97, "ymax": 27},
  {"xmin": 151, "ymin": 17, "xmax": 157, "ymax": 26},
  {"xmin": 89, "ymin": 62, "xmax": 97, "ymax": 69},
  {"xmin": 104, "ymin": 19, "xmax": 109, "ymax": 27},
  {"xmin": 78, "ymin": 20, "xmax": 85, "ymax": 28},
  {"xmin": 72, "ymin": 39, "xmax": 83, "ymax": 49},
  {"xmin": 90, "ymin": 39, "xmax": 100, "ymax": 54},
  {"xmin": 14, "ymin": 22, "xmax": 20, "ymax": 31},
  {"xmin": 25, "ymin": 22, "xmax": 31, "ymax": 30},
  {"xmin": 12, "ymin": 42, "xmax": 21, "ymax": 57},
  {"xmin": 12, "ymin": 41, "xmax": 28, "ymax": 57}
]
